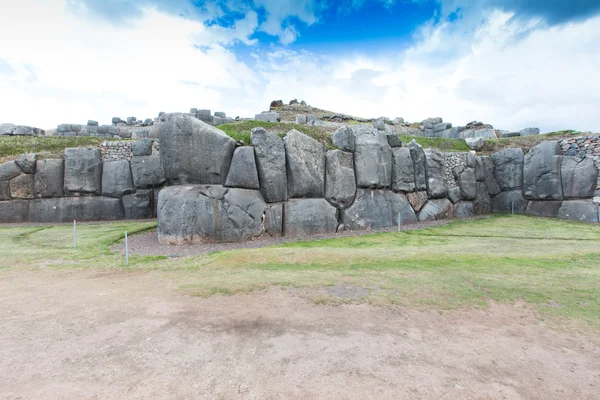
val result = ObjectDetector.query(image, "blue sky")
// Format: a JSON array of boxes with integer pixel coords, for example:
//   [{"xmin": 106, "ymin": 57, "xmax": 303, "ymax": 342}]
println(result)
[{"xmin": 1, "ymin": 0, "xmax": 600, "ymax": 131}]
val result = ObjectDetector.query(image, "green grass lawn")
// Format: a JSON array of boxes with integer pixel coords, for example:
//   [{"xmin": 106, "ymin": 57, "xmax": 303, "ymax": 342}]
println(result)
[
  {"xmin": 0, "ymin": 136, "xmax": 110, "ymax": 163},
  {"xmin": 1, "ymin": 215, "xmax": 599, "ymax": 329}
]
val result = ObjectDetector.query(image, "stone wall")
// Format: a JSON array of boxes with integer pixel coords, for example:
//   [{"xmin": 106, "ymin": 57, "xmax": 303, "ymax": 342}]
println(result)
[
  {"xmin": 559, "ymin": 134, "xmax": 600, "ymax": 199},
  {"xmin": 1, "ymin": 114, "xmax": 598, "ymax": 240}
]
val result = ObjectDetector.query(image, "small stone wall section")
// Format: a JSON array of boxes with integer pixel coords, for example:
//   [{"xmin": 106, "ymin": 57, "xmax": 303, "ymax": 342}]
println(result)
[{"xmin": 559, "ymin": 134, "xmax": 600, "ymax": 198}]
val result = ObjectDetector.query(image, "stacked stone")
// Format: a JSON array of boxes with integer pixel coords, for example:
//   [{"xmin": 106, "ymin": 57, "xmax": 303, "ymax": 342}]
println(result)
[
  {"xmin": 0, "ymin": 123, "xmax": 44, "ymax": 136},
  {"xmin": 559, "ymin": 134, "xmax": 600, "ymax": 200},
  {"xmin": 100, "ymin": 141, "xmax": 134, "ymax": 161},
  {"xmin": 443, "ymin": 153, "xmax": 469, "ymax": 187}
]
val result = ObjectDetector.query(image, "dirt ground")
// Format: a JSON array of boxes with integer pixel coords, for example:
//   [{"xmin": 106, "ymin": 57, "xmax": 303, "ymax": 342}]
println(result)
[{"xmin": 0, "ymin": 268, "xmax": 599, "ymax": 400}]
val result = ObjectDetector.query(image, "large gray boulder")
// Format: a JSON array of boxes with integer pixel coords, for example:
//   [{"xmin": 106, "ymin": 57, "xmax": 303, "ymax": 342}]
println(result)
[
  {"xmin": 325, "ymin": 150, "xmax": 356, "ymax": 209},
  {"xmin": 101, "ymin": 160, "xmax": 134, "ymax": 198},
  {"xmin": 332, "ymin": 126, "xmax": 355, "ymax": 152},
  {"xmin": 0, "ymin": 123, "xmax": 16, "ymax": 135},
  {"xmin": 424, "ymin": 149, "xmax": 448, "ymax": 198},
  {"xmin": 418, "ymin": 199, "xmax": 454, "ymax": 222},
  {"xmin": 465, "ymin": 137, "xmax": 484, "ymax": 151},
  {"xmin": 341, "ymin": 189, "xmax": 417, "ymax": 230},
  {"xmin": 392, "ymin": 147, "xmax": 416, "ymax": 192},
  {"xmin": 285, "ymin": 129, "xmax": 326, "ymax": 198},
  {"xmin": 354, "ymin": 129, "xmax": 392, "ymax": 188},
  {"xmin": 523, "ymin": 141, "xmax": 563, "ymax": 200},
  {"xmin": 448, "ymin": 186, "xmax": 461, "ymax": 204},
  {"xmin": 408, "ymin": 140, "xmax": 427, "ymax": 191},
  {"xmin": 255, "ymin": 112, "xmax": 280, "ymax": 123},
  {"xmin": 0, "ymin": 200, "xmax": 29, "ymax": 223},
  {"xmin": 264, "ymin": 203, "xmax": 283, "ymax": 237},
  {"xmin": 130, "ymin": 155, "xmax": 165, "ymax": 189},
  {"xmin": 158, "ymin": 113, "xmax": 236, "ymax": 185},
  {"xmin": 474, "ymin": 157, "xmax": 486, "ymax": 182},
  {"xmin": 34, "ymin": 159, "xmax": 64, "ymax": 198},
  {"xmin": 473, "ymin": 182, "xmax": 492, "ymax": 215},
  {"xmin": 0, "ymin": 182, "xmax": 10, "ymax": 200},
  {"xmin": 0, "ymin": 161, "xmax": 22, "ymax": 181},
  {"xmin": 491, "ymin": 148, "xmax": 524, "ymax": 190},
  {"xmin": 64, "ymin": 148, "xmax": 102, "ymax": 194},
  {"xmin": 407, "ymin": 191, "xmax": 428, "ymax": 212},
  {"xmin": 454, "ymin": 165, "xmax": 476, "ymax": 200},
  {"xmin": 10, "ymin": 174, "xmax": 34, "ymax": 199},
  {"xmin": 123, "ymin": 190, "xmax": 153, "ymax": 219},
  {"xmin": 526, "ymin": 201, "xmax": 562, "ymax": 218},
  {"xmin": 224, "ymin": 147, "xmax": 260, "ymax": 190},
  {"xmin": 454, "ymin": 202, "xmax": 475, "ymax": 218},
  {"xmin": 284, "ymin": 198, "xmax": 339, "ymax": 237},
  {"xmin": 557, "ymin": 200, "xmax": 598, "ymax": 223},
  {"xmin": 520, "ymin": 127, "xmax": 540, "ymax": 136},
  {"xmin": 16, "ymin": 154, "xmax": 37, "ymax": 174},
  {"xmin": 251, "ymin": 127, "xmax": 287, "ymax": 203},
  {"xmin": 132, "ymin": 139, "xmax": 153, "ymax": 156},
  {"xmin": 492, "ymin": 190, "xmax": 529, "ymax": 214},
  {"xmin": 28, "ymin": 197, "xmax": 125, "ymax": 223},
  {"xmin": 481, "ymin": 157, "xmax": 501, "ymax": 196},
  {"xmin": 158, "ymin": 185, "xmax": 268, "ymax": 244},
  {"xmin": 561, "ymin": 156, "xmax": 597, "ymax": 199}
]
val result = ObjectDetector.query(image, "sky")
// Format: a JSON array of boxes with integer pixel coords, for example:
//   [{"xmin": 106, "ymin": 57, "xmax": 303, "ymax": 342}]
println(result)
[{"xmin": 1, "ymin": 0, "xmax": 600, "ymax": 132}]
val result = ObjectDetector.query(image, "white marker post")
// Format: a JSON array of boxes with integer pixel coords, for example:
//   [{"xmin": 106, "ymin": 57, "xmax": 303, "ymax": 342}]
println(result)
[
  {"xmin": 73, "ymin": 220, "xmax": 77, "ymax": 250},
  {"xmin": 125, "ymin": 231, "xmax": 129, "ymax": 266}
]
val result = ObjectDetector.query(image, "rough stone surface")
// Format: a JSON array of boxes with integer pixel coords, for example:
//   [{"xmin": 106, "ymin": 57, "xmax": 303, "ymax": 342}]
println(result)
[
  {"xmin": 561, "ymin": 156, "xmax": 597, "ymax": 199},
  {"xmin": 101, "ymin": 160, "xmax": 134, "ymax": 198},
  {"xmin": 454, "ymin": 202, "xmax": 475, "ymax": 218},
  {"xmin": 526, "ymin": 201, "xmax": 562, "ymax": 218},
  {"xmin": 0, "ymin": 200, "xmax": 29, "ymax": 223},
  {"xmin": 408, "ymin": 140, "xmax": 427, "ymax": 191},
  {"xmin": 0, "ymin": 161, "xmax": 23, "ymax": 181},
  {"xmin": 251, "ymin": 127, "xmax": 287, "ymax": 203},
  {"xmin": 473, "ymin": 182, "xmax": 492, "ymax": 215},
  {"xmin": 265, "ymin": 203, "xmax": 283, "ymax": 237},
  {"xmin": 132, "ymin": 139, "xmax": 153, "ymax": 156},
  {"xmin": 0, "ymin": 182, "xmax": 10, "ymax": 200},
  {"xmin": 64, "ymin": 148, "xmax": 102, "ymax": 194},
  {"xmin": 354, "ymin": 130, "xmax": 392, "ymax": 188},
  {"xmin": 557, "ymin": 200, "xmax": 599, "ymax": 223},
  {"xmin": 159, "ymin": 113, "xmax": 236, "ymax": 185},
  {"xmin": 130, "ymin": 155, "xmax": 165, "ymax": 189},
  {"xmin": 158, "ymin": 185, "xmax": 268, "ymax": 244},
  {"xmin": 455, "ymin": 165, "xmax": 476, "ymax": 200},
  {"xmin": 122, "ymin": 190, "xmax": 153, "ymax": 219},
  {"xmin": 523, "ymin": 141, "xmax": 563, "ymax": 200},
  {"xmin": 385, "ymin": 133, "xmax": 403, "ymax": 148},
  {"xmin": 491, "ymin": 148, "xmax": 524, "ymax": 190},
  {"xmin": 341, "ymin": 189, "xmax": 417, "ymax": 230},
  {"xmin": 520, "ymin": 127, "xmax": 540, "ymax": 136},
  {"xmin": 407, "ymin": 191, "xmax": 428, "ymax": 212},
  {"xmin": 284, "ymin": 198, "xmax": 339, "ymax": 236},
  {"xmin": 391, "ymin": 148, "xmax": 416, "ymax": 193},
  {"xmin": 10, "ymin": 174, "xmax": 34, "ymax": 199},
  {"xmin": 466, "ymin": 137, "xmax": 484, "ymax": 151},
  {"xmin": 424, "ymin": 149, "xmax": 448, "ymax": 199},
  {"xmin": 475, "ymin": 157, "xmax": 486, "ymax": 182},
  {"xmin": 492, "ymin": 190, "xmax": 529, "ymax": 214},
  {"xmin": 28, "ymin": 197, "xmax": 124, "ymax": 223},
  {"xmin": 34, "ymin": 160, "xmax": 64, "ymax": 198},
  {"xmin": 224, "ymin": 147, "xmax": 260, "ymax": 190},
  {"xmin": 418, "ymin": 199, "xmax": 453, "ymax": 222},
  {"xmin": 448, "ymin": 187, "xmax": 461, "ymax": 204},
  {"xmin": 255, "ymin": 112, "xmax": 280, "ymax": 123},
  {"xmin": 16, "ymin": 154, "xmax": 37, "ymax": 174},
  {"xmin": 332, "ymin": 127, "xmax": 356, "ymax": 152},
  {"xmin": 325, "ymin": 150, "xmax": 356, "ymax": 209},
  {"xmin": 0, "ymin": 123, "xmax": 16, "ymax": 135},
  {"xmin": 285, "ymin": 129, "xmax": 326, "ymax": 198},
  {"xmin": 482, "ymin": 157, "xmax": 501, "ymax": 196}
]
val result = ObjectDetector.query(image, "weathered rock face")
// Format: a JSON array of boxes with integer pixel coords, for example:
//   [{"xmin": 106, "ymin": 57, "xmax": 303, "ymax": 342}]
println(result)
[
  {"xmin": 28, "ymin": 197, "xmax": 125, "ymax": 222},
  {"xmin": 16, "ymin": 153, "xmax": 37, "ymax": 174},
  {"xmin": 465, "ymin": 137, "xmax": 484, "ymax": 151},
  {"xmin": 491, "ymin": 148, "xmax": 524, "ymax": 191},
  {"xmin": 385, "ymin": 132, "xmax": 403, "ymax": 148},
  {"xmin": 341, "ymin": 189, "xmax": 417, "ymax": 230},
  {"xmin": 523, "ymin": 141, "xmax": 563, "ymax": 200},
  {"xmin": 424, "ymin": 149, "xmax": 448, "ymax": 199},
  {"xmin": 159, "ymin": 113, "xmax": 236, "ymax": 185},
  {"xmin": 264, "ymin": 203, "xmax": 283, "ymax": 237},
  {"xmin": 557, "ymin": 200, "xmax": 598, "ymax": 223},
  {"xmin": 520, "ymin": 127, "xmax": 540, "ymax": 136},
  {"xmin": 492, "ymin": 190, "xmax": 529, "ymax": 214},
  {"xmin": 325, "ymin": 150, "xmax": 356, "ymax": 209},
  {"xmin": 285, "ymin": 129, "xmax": 326, "ymax": 198},
  {"xmin": 284, "ymin": 198, "xmax": 339, "ymax": 236},
  {"xmin": 34, "ymin": 160, "xmax": 64, "ymax": 198},
  {"xmin": 475, "ymin": 157, "xmax": 485, "ymax": 182},
  {"xmin": 101, "ymin": 160, "xmax": 134, "ymax": 198},
  {"xmin": 0, "ymin": 200, "xmax": 29, "ymax": 222},
  {"xmin": 473, "ymin": 182, "xmax": 492, "ymax": 215},
  {"xmin": 224, "ymin": 147, "xmax": 260, "ymax": 190},
  {"xmin": 408, "ymin": 140, "xmax": 427, "ymax": 191},
  {"xmin": 454, "ymin": 165, "xmax": 476, "ymax": 200},
  {"xmin": 0, "ymin": 161, "xmax": 22, "ymax": 181},
  {"xmin": 418, "ymin": 199, "xmax": 453, "ymax": 222},
  {"xmin": 448, "ymin": 186, "xmax": 461, "ymax": 204},
  {"xmin": 561, "ymin": 156, "xmax": 597, "ymax": 199},
  {"xmin": 10, "ymin": 174, "xmax": 34, "ymax": 199},
  {"xmin": 392, "ymin": 147, "xmax": 416, "ymax": 193},
  {"xmin": 158, "ymin": 185, "xmax": 268, "ymax": 244},
  {"xmin": 332, "ymin": 126, "xmax": 355, "ymax": 152},
  {"xmin": 251, "ymin": 127, "xmax": 287, "ymax": 203},
  {"xmin": 354, "ymin": 130, "xmax": 392, "ymax": 189},
  {"xmin": 407, "ymin": 191, "xmax": 428, "ymax": 212},
  {"xmin": 130, "ymin": 155, "xmax": 165, "ymax": 189},
  {"xmin": 132, "ymin": 139, "xmax": 153, "ymax": 156},
  {"xmin": 123, "ymin": 190, "xmax": 153, "ymax": 219},
  {"xmin": 526, "ymin": 201, "xmax": 562, "ymax": 218},
  {"xmin": 481, "ymin": 157, "xmax": 501, "ymax": 196},
  {"xmin": 0, "ymin": 182, "xmax": 10, "ymax": 200},
  {"xmin": 64, "ymin": 148, "xmax": 102, "ymax": 194},
  {"xmin": 454, "ymin": 201, "xmax": 475, "ymax": 218}
]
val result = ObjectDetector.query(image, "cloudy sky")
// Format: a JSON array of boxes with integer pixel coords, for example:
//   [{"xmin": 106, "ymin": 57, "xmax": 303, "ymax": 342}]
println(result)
[{"xmin": 1, "ymin": 0, "xmax": 599, "ymax": 132}]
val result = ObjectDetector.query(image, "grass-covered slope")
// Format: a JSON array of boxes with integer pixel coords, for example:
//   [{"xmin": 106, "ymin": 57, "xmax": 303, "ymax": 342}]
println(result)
[{"xmin": 0, "ymin": 136, "xmax": 108, "ymax": 163}]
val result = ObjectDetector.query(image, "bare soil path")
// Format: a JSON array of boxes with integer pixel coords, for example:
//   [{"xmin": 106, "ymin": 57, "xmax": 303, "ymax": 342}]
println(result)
[{"xmin": 0, "ymin": 268, "xmax": 598, "ymax": 399}]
